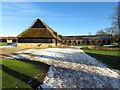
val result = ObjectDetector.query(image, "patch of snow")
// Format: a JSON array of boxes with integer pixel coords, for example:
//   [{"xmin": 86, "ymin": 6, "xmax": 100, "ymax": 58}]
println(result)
[
  {"xmin": 41, "ymin": 83, "xmax": 52, "ymax": 89},
  {"xmin": 11, "ymin": 47, "xmax": 120, "ymax": 89}
]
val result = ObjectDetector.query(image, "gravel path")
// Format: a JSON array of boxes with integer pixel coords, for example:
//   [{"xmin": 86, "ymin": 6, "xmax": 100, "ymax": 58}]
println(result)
[
  {"xmin": 10, "ymin": 47, "xmax": 120, "ymax": 89},
  {"xmin": 0, "ymin": 44, "xmax": 20, "ymax": 58}
]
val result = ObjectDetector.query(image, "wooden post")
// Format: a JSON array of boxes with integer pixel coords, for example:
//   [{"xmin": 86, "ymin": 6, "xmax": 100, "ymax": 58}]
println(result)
[{"xmin": 56, "ymin": 39, "xmax": 57, "ymax": 46}]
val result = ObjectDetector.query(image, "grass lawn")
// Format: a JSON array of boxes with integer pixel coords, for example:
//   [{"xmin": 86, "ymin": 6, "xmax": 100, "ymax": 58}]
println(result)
[
  {"xmin": 81, "ymin": 47, "xmax": 120, "ymax": 70},
  {"xmin": 1, "ymin": 58, "xmax": 49, "ymax": 89},
  {"xmin": 0, "ymin": 42, "xmax": 7, "ymax": 46}
]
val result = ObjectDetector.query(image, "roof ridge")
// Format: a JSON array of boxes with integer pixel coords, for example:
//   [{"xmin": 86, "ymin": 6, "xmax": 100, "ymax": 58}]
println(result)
[
  {"xmin": 17, "ymin": 18, "xmax": 62, "ymax": 41},
  {"xmin": 40, "ymin": 19, "xmax": 61, "ymax": 41},
  {"xmin": 29, "ymin": 18, "xmax": 46, "ymax": 28}
]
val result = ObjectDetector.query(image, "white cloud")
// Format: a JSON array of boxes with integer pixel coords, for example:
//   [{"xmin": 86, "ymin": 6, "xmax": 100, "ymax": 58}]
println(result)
[{"xmin": 2, "ymin": 2, "xmax": 61, "ymax": 17}]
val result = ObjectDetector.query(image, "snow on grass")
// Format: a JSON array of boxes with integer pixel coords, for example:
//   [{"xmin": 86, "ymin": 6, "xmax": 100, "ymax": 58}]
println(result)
[{"xmin": 11, "ymin": 47, "xmax": 120, "ymax": 89}]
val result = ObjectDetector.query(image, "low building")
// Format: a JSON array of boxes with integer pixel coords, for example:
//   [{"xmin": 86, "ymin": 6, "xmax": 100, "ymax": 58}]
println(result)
[
  {"xmin": 0, "ymin": 37, "xmax": 17, "ymax": 43},
  {"xmin": 17, "ymin": 18, "xmax": 62, "ymax": 48},
  {"xmin": 62, "ymin": 35, "xmax": 112, "ymax": 45}
]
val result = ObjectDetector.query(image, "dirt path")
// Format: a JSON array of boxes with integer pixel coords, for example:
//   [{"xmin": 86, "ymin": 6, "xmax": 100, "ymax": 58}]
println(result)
[
  {"xmin": 0, "ymin": 44, "xmax": 25, "ymax": 58},
  {"xmin": 9, "ymin": 47, "xmax": 120, "ymax": 89}
]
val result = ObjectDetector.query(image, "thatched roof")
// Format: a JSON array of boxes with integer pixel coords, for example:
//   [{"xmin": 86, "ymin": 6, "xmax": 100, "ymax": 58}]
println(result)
[{"xmin": 18, "ymin": 19, "xmax": 62, "ymax": 41}]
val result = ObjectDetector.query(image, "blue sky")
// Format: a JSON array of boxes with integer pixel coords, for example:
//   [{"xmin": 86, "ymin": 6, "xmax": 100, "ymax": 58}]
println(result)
[{"xmin": 1, "ymin": 2, "xmax": 118, "ymax": 36}]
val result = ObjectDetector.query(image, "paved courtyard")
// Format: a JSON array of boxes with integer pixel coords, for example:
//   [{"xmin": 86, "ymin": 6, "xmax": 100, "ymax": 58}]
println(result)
[{"xmin": 7, "ymin": 47, "xmax": 120, "ymax": 89}]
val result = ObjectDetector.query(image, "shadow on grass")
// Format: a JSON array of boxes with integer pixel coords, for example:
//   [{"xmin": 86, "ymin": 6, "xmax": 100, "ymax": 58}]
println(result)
[
  {"xmin": 12, "ymin": 53, "xmax": 50, "ymax": 69},
  {"xmin": 0, "ymin": 54, "xmax": 12, "ymax": 58},
  {"xmin": 1, "ymin": 53, "xmax": 50, "ymax": 89},
  {"xmin": 85, "ymin": 52, "xmax": 120, "ymax": 70},
  {"xmin": 1, "ymin": 64, "xmax": 41, "ymax": 89},
  {"xmin": 12, "ymin": 53, "xmax": 50, "ymax": 85},
  {"xmin": 2, "ymin": 53, "xmax": 50, "ymax": 73}
]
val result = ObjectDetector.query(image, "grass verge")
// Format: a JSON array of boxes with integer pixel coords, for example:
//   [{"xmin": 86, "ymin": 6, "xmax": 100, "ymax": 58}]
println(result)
[
  {"xmin": 1, "ymin": 58, "xmax": 49, "ymax": 89},
  {"xmin": 0, "ymin": 42, "xmax": 7, "ymax": 46},
  {"xmin": 81, "ymin": 47, "xmax": 120, "ymax": 70}
]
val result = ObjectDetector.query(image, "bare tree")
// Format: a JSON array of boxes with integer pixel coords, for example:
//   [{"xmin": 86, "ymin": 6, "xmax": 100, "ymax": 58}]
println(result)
[
  {"xmin": 110, "ymin": 3, "xmax": 119, "ymax": 29},
  {"xmin": 96, "ymin": 29, "xmax": 110, "ymax": 36},
  {"xmin": 88, "ymin": 32, "xmax": 92, "ymax": 35},
  {"xmin": 96, "ymin": 2, "xmax": 120, "ymax": 45},
  {"xmin": 110, "ymin": 2, "xmax": 120, "ymax": 46}
]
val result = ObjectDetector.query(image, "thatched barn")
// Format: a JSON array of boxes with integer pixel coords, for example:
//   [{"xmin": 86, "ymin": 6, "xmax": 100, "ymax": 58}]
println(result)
[{"xmin": 17, "ymin": 18, "xmax": 62, "ymax": 48}]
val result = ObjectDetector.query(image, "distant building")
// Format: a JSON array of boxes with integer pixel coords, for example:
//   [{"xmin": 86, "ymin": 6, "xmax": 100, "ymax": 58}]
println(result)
[
  {"xmin": 17, "ymin": 18, "xmax": 62, "ymax": 48},
  {"xmin": 62, "ymin": 35, "xmax": 112, "ymax": 45},
  {"xmin": 0, "ymin": 37, "xmax": 17, "ymax": 43}
]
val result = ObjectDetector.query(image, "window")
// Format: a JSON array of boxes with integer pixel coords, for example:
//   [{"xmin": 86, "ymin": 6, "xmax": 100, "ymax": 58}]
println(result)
[
  {"xmin": 82, "ymin": 41, "xmax": 85, "ymax": 43},
  {"xmin": 64, "ymin": 41, "xmax": 67, "ymax": 44},
  {"xmin": 74, "ymin": 41, "xmax": 76, "ymax": 43},
  {"xmin": 69, "ymin": 41, "xmax": 71, "ymax": 43},
  {"xmin": 98, "ymin": 41, "xmax": 101, "ymax": 43},
  {"xmin": 78, "ymin": 41, "xmax": 80, "ymax": 44}
]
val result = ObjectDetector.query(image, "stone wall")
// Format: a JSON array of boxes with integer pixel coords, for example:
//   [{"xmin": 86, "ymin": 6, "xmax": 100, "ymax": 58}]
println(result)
[{"xmin": 17, "ymin": 43, "xmax": 57, "ymax": 48}]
